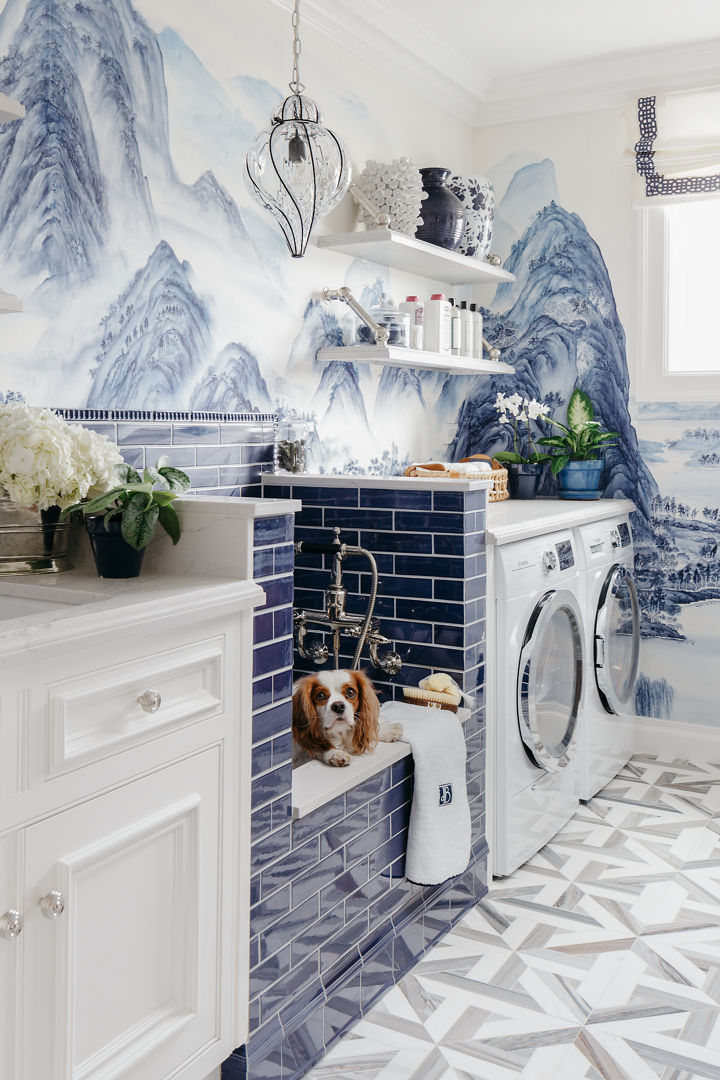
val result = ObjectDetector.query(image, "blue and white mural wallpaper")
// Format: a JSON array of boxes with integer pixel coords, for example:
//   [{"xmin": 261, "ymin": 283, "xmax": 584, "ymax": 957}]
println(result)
[{"xmin": 1, "ymin": 0, "xmax": 718, "ymax": 729}]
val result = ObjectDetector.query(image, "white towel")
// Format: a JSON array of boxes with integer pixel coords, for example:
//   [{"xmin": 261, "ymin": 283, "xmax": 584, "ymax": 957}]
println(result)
[{"xmin": 381, "ymin": 701, "xmax": 471, "ymax": 886}]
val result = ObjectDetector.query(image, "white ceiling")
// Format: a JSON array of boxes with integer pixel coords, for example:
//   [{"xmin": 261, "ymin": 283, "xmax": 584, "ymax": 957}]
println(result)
[{"xmin": 270, "ymin": 0, "xmax": 720, "ymax": 124}]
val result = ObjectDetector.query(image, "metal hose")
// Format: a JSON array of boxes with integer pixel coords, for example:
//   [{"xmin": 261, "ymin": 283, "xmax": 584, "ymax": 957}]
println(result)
[{"xmin": 347, "ymin": 546, "xmax": 378, "ymax": 670}]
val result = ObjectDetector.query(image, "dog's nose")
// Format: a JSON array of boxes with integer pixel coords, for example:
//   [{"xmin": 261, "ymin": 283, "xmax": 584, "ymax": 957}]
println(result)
[{"xmin": 331, "ymin": 701, "xmax": 346, "ymax": 715}]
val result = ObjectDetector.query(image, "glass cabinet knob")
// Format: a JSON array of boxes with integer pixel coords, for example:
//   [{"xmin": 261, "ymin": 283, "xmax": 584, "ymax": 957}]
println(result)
[
  {"xmin": 39, "ymin": 891, "xmax": 65, "ymax": 920},
  {"xmin": 0, "ymin": 909, "xmax": 23, "ymax": 939},
  {"xmin": 137, "ymin": 690, "xmax": 162, "ymax": 713}
]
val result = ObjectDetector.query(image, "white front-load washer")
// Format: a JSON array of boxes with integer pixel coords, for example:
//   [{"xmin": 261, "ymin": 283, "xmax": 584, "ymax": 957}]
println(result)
[
  {"xmin": 575, "ymin": 514, "xmax": 640, "ymax": 800},
  {"xmin": 492, "ymin": 529, "xmax": 585, "ymax": 877}
]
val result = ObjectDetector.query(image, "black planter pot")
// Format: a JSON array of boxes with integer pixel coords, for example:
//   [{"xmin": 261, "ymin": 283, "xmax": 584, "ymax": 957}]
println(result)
[
  {"xmin": 415, "ymin": 168, "xmax": 465, "ymax": 250},
  {"xmin": 86, "ymin": 516, "xmax": 145, "ymax": 578},
  {"xmin": 507, "ymin": 463, "xmax": 543, "ymax": 500}
]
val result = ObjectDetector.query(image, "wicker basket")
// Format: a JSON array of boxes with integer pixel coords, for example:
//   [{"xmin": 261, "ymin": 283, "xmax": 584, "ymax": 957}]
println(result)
[{"xmin": 459, "ymin": 455, "xmax": 509, "ymax": 502}]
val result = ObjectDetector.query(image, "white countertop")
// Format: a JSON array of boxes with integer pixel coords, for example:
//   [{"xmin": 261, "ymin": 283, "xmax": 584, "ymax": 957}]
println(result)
[
  {"xmin": 264, "ymin": 473, "xmax": 495, "ymax": 492},
  {"xmin": 486, "ymin": 498, "xmax": 636, "ymax": 545},
  {"xmin": 0, "ymin": 571, "xmax": 264, "ymax": 655}
]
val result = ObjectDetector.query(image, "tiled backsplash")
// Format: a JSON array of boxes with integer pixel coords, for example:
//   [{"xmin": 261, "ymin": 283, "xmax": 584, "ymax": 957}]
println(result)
[{"xmin": 55, "ymin": 408, "xmax": 277, "ymax": 498}]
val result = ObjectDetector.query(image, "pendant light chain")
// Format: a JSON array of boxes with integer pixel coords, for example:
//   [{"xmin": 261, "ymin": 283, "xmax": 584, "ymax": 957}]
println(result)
[{"xmin": 290, "ymin": 0, "xmax": 305, "ymax": 94}]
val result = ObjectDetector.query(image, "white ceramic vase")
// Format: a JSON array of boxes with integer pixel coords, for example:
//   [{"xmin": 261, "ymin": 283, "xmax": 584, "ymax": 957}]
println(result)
[{"xmin": 447, "ymin": 174, "xmax": 494, "ymax": 258}]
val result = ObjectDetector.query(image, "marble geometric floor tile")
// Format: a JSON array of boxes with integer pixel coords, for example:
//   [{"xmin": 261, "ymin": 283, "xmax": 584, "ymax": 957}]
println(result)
[{"xmin": 305, "ymin": 757, "xmax": 720, "ymax": 1080}]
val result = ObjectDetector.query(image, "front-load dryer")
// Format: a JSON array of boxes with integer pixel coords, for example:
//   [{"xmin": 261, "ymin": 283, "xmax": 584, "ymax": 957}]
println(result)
[
  {"xmin": 492, "ymin": 529, "xmax": 585, "ymax": 877},
  {"xmin": 575, "ymin": 515, "xmax": 640, "ymax": 800}
]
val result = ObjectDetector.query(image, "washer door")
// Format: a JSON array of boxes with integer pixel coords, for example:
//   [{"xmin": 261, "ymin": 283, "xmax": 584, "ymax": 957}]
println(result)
[
  {"xmin": 517, "ymin": 589, "xmax": 584, "ymax": 773},
  {"xmin": 595, "ymin": 564, "xmax": 640, "ymax": 714}
]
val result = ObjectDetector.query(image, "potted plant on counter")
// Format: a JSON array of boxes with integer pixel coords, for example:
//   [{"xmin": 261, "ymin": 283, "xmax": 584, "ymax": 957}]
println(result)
[
  {"xmin": 537, "ymin": 388, "xmax": 619, "ymax": 499},
  {"xmin": 492, "ymin": 392, "xmax": 552, "ymax": 499},
  {"xmin": 61, "ymin": 458, "xmax": 191, "ymax": 577}
]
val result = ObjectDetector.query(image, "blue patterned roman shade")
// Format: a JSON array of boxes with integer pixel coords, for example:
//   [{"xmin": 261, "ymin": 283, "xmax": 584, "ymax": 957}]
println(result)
[{"xmin": 635, "ymin": 89, "xmax": 720, "ymax": 197}]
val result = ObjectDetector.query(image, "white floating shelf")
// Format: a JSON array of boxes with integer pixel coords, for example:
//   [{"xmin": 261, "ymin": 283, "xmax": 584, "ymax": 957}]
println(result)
[
  {"xmin": 0, "ymin": 94, "xmax": 25, "ymax": 123},
  {"xmin": 316, "ymin": 344, "xmax": 514, "ymax": 376},
  {"xmin": 0, "ymin": 290, "xmax": 22, "ymax": 314},
  {"xmin": 316, "ymin": 228, "xmax": 515, "ymax": 286}
]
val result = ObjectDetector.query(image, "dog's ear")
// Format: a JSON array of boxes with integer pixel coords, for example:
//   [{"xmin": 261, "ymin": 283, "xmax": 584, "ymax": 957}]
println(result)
[
  {"xmin": 292, "ymin": 676, "xmax": 331, "ymax": 753},
  {"xmin": 351, "ymin": 670, "xmax": 380, "ymax": 754}
]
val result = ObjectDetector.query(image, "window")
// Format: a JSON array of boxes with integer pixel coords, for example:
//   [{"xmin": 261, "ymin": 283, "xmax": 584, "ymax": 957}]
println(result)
[{"xmin": 637, "ymin": 196, "xmax": 720, "ymax": 399}]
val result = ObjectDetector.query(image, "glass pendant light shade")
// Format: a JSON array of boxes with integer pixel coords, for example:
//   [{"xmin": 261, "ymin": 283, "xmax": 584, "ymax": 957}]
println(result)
[{"xmin": 245, "ymin": 93, "xmax": 351, "ymax": 257}]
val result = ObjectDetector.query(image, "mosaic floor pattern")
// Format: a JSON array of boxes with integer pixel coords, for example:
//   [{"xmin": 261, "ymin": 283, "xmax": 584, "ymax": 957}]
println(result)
[{"xmin": 305, "ymin": 757, "xmax": 720, "ymax": 1080}]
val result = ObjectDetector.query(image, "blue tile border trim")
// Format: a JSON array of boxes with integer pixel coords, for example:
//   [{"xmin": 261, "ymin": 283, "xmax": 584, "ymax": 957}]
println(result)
[{"xmin": 55, "ymin": 407, "xmax": 277, "ymax": 423}]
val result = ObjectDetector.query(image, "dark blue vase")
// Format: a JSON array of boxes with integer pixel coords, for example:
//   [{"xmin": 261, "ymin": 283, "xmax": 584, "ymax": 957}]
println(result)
[{"xmin": 415, "ymin": 168, "xmax": 465, "ymax": 250}]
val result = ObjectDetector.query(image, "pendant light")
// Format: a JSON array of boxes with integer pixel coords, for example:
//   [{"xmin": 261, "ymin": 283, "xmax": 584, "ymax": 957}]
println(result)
[{"xmin": 245, "ymin": 0, "xmax": 351, "ymax": 258}]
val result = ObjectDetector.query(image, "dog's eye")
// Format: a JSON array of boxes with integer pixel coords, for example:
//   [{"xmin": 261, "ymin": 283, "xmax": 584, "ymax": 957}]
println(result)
[
  {"xmin": 345, "ymin": 687, "xmax": 356, "ymax": 699},
  {"xmin": 315, "ymin": 690, "xmax": 328, "ymax": 702}
]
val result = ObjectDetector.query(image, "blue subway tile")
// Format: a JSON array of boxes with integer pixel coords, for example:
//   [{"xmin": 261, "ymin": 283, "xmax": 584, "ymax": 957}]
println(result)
[
  {"xmin": 242, "ymin": 442, "xmax": 274, "ymax": 464},
  {"xmin": 253, "ymin": 677, "xmax": 273, "ymax": 711},
  {"xmin": 273, "ymin": 669, "xmax": 293, "ymax": 701},
  {"xmin": 279, "ymin": 972, "xmax": 325, "ymax": 1034},
  {"xmin": 272, "ymin": 795, "xmax": 293, "ymax": 829},
  {"xmin": 251, "ymin": 824, "xmax": 292, "ymax": 876},
  {"xmin": 147, "ymin": 444, "xmax": 194, "ymax": 467},
  {"xmin": 433, "ymin": 578, "xmax": 464, "ymax": 601},
  {"xmin": 262, "ymin": 483, "xmax": 292, "ymax": 499},
  {"xmin": 185, "ymin": 466, "xmax": 220, "ymax": 488},
  {"xmin": 432, "ymin": 491, "xmax": 464, "ymax": 511},
  {"xmin": 120, "ymin": 447, "xmax": 144, "ymax": 469},
  {"xmin": 287, "ymin": 895, "xmax": 322, "ymax": 961},
  {"xmin": 274, "ymin": 543, "xmax": 295, "ymax": 574},
  {"xmin": 251, "ymin": 763, "xmax": 292, "ymax": 809},
  {"xmin": 390, "ymin": 803, "xmax": 411, "ymax": 837},
  {"xmin": 433, "ymin": 624, "xmax": 464, "ymax": 648},
  {"xmin": 253, "ymin": 637, "xmax": 294, "ymax": 678},
  {"xmin": 292, "ymin": 849, "xmax": 345, "ymax": 907},
  {"xmin": 272, "ymin": 732, "xmax": 293, "ymax": 766},
  {"xmin": 252, "ymin": 740, "xmax": 273, "ymax": 775},
  {"xmin": 261, "ymin": 836, "xmax": 320, "ymax": 899},
  {"xmin": 396, "ymin": 641, "xmax": 463, "ymax": 671},
  {"xmin": 394, "ymin": 554, "xmax": 463, "ymax": 578},
  {"xmin": 254, "ymin": 548, "xmax": 279, "ymax": 580},
  {"xmin": 324, "ymin": 507, "xmax": 394, "ymax": 531},
  {"xmin": 250, "ymin": 886, "xmax": 291, "ymax": 938},
  {"xmin": 254, "ymin": 611, "xmax": 274, "ymax": 644},
  {"xmin": 433, "ymin": 533, "xmax": 465, "ymax": 556},
  {"xmin": 345, "ymin": 768, "xmax": 392, "ymax": 812},
  {"xmin": 291, "ymin": 793, "xmax": 347, "ymax": 847},
  {"xmin": 253, "ymin": 700, "xmax": 291, "ymax": 742},
  {"xmin": 368, "ymin": 574, "xmax": 432, "ymax": 599},
  {"xmin": 359, "ymin": 530, "xmax": 432, "ymax": 555},
  {"xmin": 258, "ymin": 576, "xmax": 294, "ymax": 610},
  {"xmin": 171, "ymin": 422, "xmax": 220, "ymax": 444},
  {"xmin": 343, "ymin": 869, "xmax": 388, "ymax": 921},
  {"xmin": 294, "ymin": 505, "xmax": 323, "ymax": 527},
  {"xmin": 251, "ymin": 803, "xmax": 273, "ymax": 843},
  {"xmin": 379, "ymin": 618, "xmax": 432, "ymax": 644},
  {"xmin": 368, "ymin": 783, "xmax": 409, "ymax": 827},
  {"xmin": 321, "ymin": 912, "xmax": 368, "ymax": 977},
  {"xmin": 360, "ymin": 488, "xmax": 432, "ymax": 509},
  {"xmin": 255, "ymin": 515, "xmax": 295, "ymax": 544},
  {"xmin": 117, "ymin": 422, "xmax": 172, "ymax": 445},
  {"xmin": 274, "ymin": 606, "xmax": 293, "ymax": 639},
  {"xmin": 360, "ymin": 940, "xmax": 395, "ymax": 1010},
  {"xmin": 369, "ymin": 832, "xmax": 408, "ymax": 877},
  {"xmin": 319, "ymin": 862, "xmax": 370, "ymax": 915},
  {"xmin": 196, "ymin": 443, "xmax": 244, "ymax": 466},
  {"xmin": 465, "ymin": 618, "xmax": 486, "ymax": 646},
  {"xmin": 395, "ymin": 597, "xmax": 464, "ymax": 624},
  {"xmin": 219, "ymin": 465, "xmax": 255, "ymax": 486},
  {"xmin": 294, "ymin": 904, "xmax": 346, "ymax": 966},
  {"xmin": 394, "ymin": 511, "xmax": 464, "ymax": 534},
  {"xmin": 291, "ymin": 485, "xmax": 359, "ymax": 507},
  {"xmin": 465, "ymin": 488, "xmax": 487, "ymax": 511},
  {"xmin": 320, "ymin": 806, "xmax": 369, "ymax": 856}
]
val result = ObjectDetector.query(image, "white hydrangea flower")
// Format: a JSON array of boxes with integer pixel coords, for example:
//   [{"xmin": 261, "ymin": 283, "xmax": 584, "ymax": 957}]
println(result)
[{"xmin": 0, "ymin": 402, "xmax": 123, "ymax": 510}]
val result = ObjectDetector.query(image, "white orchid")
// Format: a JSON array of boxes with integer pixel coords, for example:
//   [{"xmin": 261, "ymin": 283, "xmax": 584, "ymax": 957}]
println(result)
[{"xmin": 493, "ymin": 391, "xmax": 553, "ymax": 465}]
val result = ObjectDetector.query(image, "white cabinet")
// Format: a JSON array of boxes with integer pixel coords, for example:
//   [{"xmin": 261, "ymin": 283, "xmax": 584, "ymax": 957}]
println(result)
[
  {"xmin": 0, "ymin": 578, "xmax": 260, "ymax": 1080},
  {"xmin": 22, "ymin": 749, "xmax": 221, "ymax": 1080}
]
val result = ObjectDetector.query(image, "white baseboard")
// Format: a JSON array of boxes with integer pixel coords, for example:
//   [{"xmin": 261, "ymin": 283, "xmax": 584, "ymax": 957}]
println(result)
[{"xmin": 634, "ymin": 714, "xmax": 720, "ymax": 762}]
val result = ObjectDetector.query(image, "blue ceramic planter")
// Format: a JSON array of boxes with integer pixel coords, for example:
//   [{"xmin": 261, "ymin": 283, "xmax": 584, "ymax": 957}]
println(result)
[{"xmin": 557, "ymin": 459, "xmax": 603, "ymax": 500}]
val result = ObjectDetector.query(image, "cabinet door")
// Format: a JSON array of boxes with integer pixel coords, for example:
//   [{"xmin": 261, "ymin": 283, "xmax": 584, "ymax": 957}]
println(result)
[
  {"xmin": 22, "ymin": 748, "xmax": 224, "ymax": 1080},
  {"xmin": 0, "ymin": 831, "xmax": 21, "ymax": 1080}
]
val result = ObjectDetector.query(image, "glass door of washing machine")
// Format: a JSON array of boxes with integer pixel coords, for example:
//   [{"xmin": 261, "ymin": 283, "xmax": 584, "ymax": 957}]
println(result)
[
  {"xmin": 517, "ymin": 590, "xmax": 584, "ymax": 773},
  {"xmin": 595, "ymin": 564, "xmax": 640, "ymax": 714}
]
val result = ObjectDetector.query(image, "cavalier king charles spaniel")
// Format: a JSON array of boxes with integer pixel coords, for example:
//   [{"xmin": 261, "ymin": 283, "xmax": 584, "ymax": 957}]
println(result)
[{"xmin": 292, "ymin": 670, "xmax": 403, "ymax": 767}]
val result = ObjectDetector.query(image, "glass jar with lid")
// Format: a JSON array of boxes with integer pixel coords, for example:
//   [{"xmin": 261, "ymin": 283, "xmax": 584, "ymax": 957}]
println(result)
[
  {"xmin": 276, "ymin": 419, "xmax": 310, "ymax": 473},
  {"xmin": 356, "ymin": 294, "xmax": 410, "ymax": 347}
]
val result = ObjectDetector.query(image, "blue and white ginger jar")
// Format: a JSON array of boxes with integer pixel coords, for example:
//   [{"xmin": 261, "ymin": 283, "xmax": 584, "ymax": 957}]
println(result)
[{"xmin": 447, "ymin": 174, "xmax": 494, "ymax": 259}]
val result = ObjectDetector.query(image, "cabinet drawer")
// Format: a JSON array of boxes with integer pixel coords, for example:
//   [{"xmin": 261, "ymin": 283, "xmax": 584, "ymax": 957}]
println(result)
[{"xmin": 44, "ymin": 636, "xmax": 225, "ymax": 777}]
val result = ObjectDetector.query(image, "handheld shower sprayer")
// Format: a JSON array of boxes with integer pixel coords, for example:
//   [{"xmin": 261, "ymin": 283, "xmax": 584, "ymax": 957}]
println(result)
[{"xmin": 293, "ymin": 527, "xmax": 402, "ymax": 675}]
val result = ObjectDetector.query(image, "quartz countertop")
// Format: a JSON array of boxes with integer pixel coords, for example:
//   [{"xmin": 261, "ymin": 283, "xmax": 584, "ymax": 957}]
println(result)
[
  {"xmin": 263, "ymin": 472, "xmax": 495, "ymax": 492},
  {"xmin": 485, "ymin": 497, "xmax": 636, "ymax": 545}
]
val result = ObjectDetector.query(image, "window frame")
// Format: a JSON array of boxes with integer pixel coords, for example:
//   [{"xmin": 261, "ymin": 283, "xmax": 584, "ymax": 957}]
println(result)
[{"xmin": 636, "ymin": 195, "xmax": 720, "ymax": 401}]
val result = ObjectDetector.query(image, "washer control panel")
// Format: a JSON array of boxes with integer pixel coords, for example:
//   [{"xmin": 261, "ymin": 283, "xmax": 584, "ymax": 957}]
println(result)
[
  {"xmin": 543, "ymin": 549, "xmax": 558, "ymax": 573},
  {"xmin": 555, "ymin": 539, "xmax": 575, "ymax": 569}
]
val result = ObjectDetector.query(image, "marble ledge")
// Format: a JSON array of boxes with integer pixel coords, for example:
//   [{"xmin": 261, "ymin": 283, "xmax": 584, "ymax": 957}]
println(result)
[
  {"xmin": 0, "ymin": 571, "xmax": 264, "ymax": 656},
  {"xmin": 263, "ymin": 472, "xmax": 495, "ymax": 492}
]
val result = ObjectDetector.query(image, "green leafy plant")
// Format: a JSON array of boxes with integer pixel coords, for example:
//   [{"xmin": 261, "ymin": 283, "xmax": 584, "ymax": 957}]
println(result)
[
  {"xmin": 537, "ymin": 388, "xmax": 619, "ymax": 474},
  {"xmin": 60, "ymin": 458, "xmax": 191, "ymax": 550}
]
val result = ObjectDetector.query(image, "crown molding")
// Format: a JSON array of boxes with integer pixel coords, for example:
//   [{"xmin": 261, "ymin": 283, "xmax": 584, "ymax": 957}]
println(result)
[
  {"xmin": 266, "ymin": 3, "xmax": 720, "ymax": 130},
  {"xmin": 475, "ymin": 38, "xmax": 720, "ymax": 126},
  {"xmin": 265, "ymin": 0, "xmax": 483, "ymax": 124}
]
